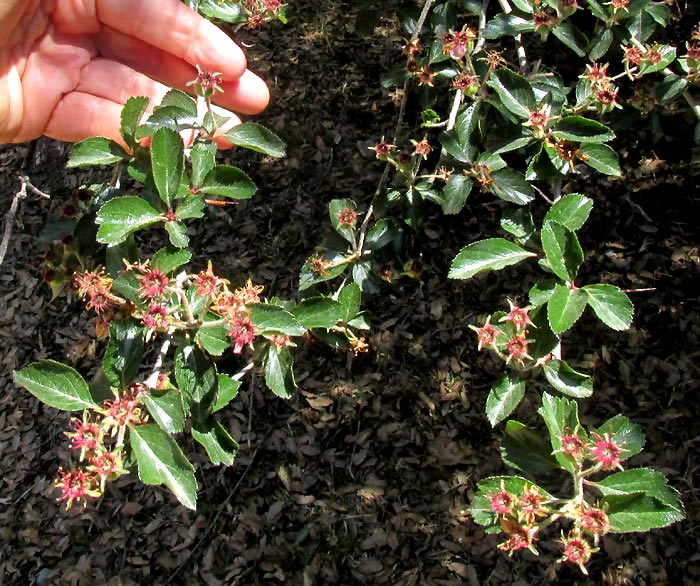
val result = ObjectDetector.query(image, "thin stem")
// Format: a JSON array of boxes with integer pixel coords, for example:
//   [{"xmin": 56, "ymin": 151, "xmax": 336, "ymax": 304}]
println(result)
[
  {"xmin": 474, "ymin": 0, "xmax": 491, "ymax": 54},
  {"xmin": 144, "ymin": 327, "xmax": 176, "ymax": 389},
  {"xmin": 497, "ymin": 0, "xmax": 528, "ymax": 71}
]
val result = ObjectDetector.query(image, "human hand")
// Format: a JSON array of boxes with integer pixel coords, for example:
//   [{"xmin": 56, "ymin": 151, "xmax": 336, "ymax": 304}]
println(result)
[{"xmin": 0, "ymin": 0, "xmax": 270, "ymax": 146}]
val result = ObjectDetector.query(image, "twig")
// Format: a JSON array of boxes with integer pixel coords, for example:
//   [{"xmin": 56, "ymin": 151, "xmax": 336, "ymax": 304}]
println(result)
[
  {"xmin": 474, "ymin": 0, "xmax": 491, "ymax": 54},
  {"xmin": 0, "ymin": 174, "xmax": 51, "ymax": 267},
  {"xmin": 143, "ymin": 327, "xmax": 176, "ymax": 388},
  {"xmin": 497, "ymin": 0, "xmax": 528, "ymax": 71}
]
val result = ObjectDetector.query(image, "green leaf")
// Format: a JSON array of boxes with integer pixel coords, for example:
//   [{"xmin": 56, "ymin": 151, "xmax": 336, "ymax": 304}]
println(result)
[
  {"xmin": 195, "ymin": 315, "xmax": 230, "ymax": 357},
  {"xmin": 175, "ymin": 194, "xmax": 206, "ymax": 220},
  {"xmin": 500, "ymin": 207, "xmax": 535, "ymax": 241},
  {"xmin": 583, "ymin": 284, "xmax": 633, "ymax": 330},
  {"xmin": 135, "ymin": 106, "xmax": 197, "ymax": 138},
  {"xmin": 487, "ymin": 68, "xmax": 535, "ymax": 119},
  {"xmin": 544, "ymin": 194, "xmax": 593, "ymax": 231},
  {"xmin": 196, "ymin": 0, "xmax": 246, "ymax": 23},
  {"xmin": 353, "ymin": 259, "xmax": 379, "ymax": 293},
  {"xmin": 263, "ymin": 345, "xmax": 296, "ymax": 399},
  {"xmin": 593, "ymin": 468, "xmax": 679, "ymax": 502},
  {"xmin": 103, "ymin": 319, "xmax": 144, "ymax": 388},
  {"xmin": 639, "ymin": 45, "xmax": 676, "ymax": 75},
  {"xmin": 547, "ymin": 283, "xmax": 587, "ymax": 333},
  {"xmin": 190, "ymin": 141, "xmax": 217, "ymax": 187},
  {"xmin": 151, "ymin": 128, "xmax": 185, "ymax": 207},
  {"xmin": 198, "ymin": 165, "xmax": 256, "ymax": 199},
  {"xmin": 130, "ymin": 424, "xmax": 197, "ymax": 510},
  {"xmin": 538, "ymin": 392, "xmax": 582, "ymax": 473},
  {"xmin": 448, "ymin": 238, "xmax": 536, "ymax": 280},
  {"xmin": 14, "ymin": 360, "xmax": 97, "ymax": 411},
  {"xmin": 489, "ymin": 169, "xmax": 534, "ymax": 205},
  {"xmin": 579, "ymin": 143, "xmax": 621, "ymax": 176},
  {"xmin": 292, "ymin": 298, "xmax": 342, "ymax": 329},
  {"xmin": 543, "ymin": 359, "xmax": 593, "ymax": 398},
  {"xmin": 338, "ymin": 283, "xmax": 361, "ymax": 323},
  {"xmin": 441, "ymin": 174, "xmax": 472, "ymax": 214},
  {"xmin": 602, "ymin": 493, "xmax": 685, "ymax": 533},
  {"xmin": 250, "ymin": 304, "xmax": 306, "ymax": 336},
  {"xmin": 552, "ymin": 22, "xmax": 589, "ymax": 57},
  {"xmin": 529, "ymin": 279, "xmax": 557, "ymax": 306},
  {"xmin": 152, "ymin": 247, "xmax": 192, "ymax": 275},
  {"xmin": 438, "ymin": 130, "xmax": 473, "ymax": 163},
  {"xmin": 483, "ymin": 14, "xmax": 535, "ymax": 40},
  {"xmin": 470, "ymin": 476, "xmax": 554, "ymax": 532},
  {"xmin": 365, "ymin": 218, "xmax": 401, "ymax": 250},
  {"xmin": 588, "ymin": 27, "xmax": 614, "ymax": 61},
  {"xmin": 540, "ymin": 221, "xmax": 583, "ymax": 281},
  {"xmin": 213, "ymin": 374, "xmax": 240, "ymax": 412},
  {"xmin": 225, "ymin": 123, "xmax": 286, "ymax": 158},
  {"xmin": 142, "ymin": 389, "xmax": 185, "ymax": 433},
  {"xmin": 553, "ymin": 116, "xmax": 615, "ymax": 143},
  {"xmin": 120, "ymin": 96, "xmax": 150, "ymax": 150},
  {"xmin": 485, "ymin": 373, "xmax": 526, "ymax": 426},
  {"xmin": 67, "ymin": 137, "xmax": 129, "ymax": 168},
  {"xmin": 654, "ymin": 74, "xmax": 689, "ymax": 105},
  {"xmin": 501, "ymin": 420, "xmax": 559, "ymax": 473},
  {"xmin": 175, "ymin": 345, "xmax": 218, "ymax": 417},
  {"xmin": 159, "ymin": 89, "xmax": 197, "ymax": 115},
  {"xmin": 596, "ymin": 414, "xmax": 645, "ymax": 460},
  {"xmin": 164, "ymin": 220, "xmax": 189, "ymax": 249},
  {"xmin": 527, "ymin": 305, "xmax": 559, "ymax": 359},
  {"xmin": 299, "ymin": 251, "xmax": 349, "ymax": 291},
  {"xmin": 96, "ymin": 196, "xmax": 163, "ymax": 245},
  {"xmin": 192, "ymin": 418, "xmax": 239, "ymax": 466}
]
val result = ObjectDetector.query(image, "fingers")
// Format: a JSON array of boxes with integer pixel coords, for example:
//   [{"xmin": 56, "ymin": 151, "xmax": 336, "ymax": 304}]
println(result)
[
  {"xmin": 96, "ymin": 0, "xmax": 248, "ymax": 81},
  {"xmin": 97, "ymin": 26, "xmax": 270, "ymax": 115},
  {"xmin": 45, "ymin": 59, "xmax": 242, "ymax": 147}
]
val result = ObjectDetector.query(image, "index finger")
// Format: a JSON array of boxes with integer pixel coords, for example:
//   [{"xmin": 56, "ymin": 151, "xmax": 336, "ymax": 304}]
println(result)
[{"xmin": 96, "ymin": 0, "xmax": 248, "ymax": 80}]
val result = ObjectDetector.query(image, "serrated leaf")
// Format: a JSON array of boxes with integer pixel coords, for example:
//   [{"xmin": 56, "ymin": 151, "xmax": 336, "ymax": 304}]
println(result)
[
  {"xmin": 96, "ymin": 196, "xmax": 163, "ymax": 245},
  {"xmin": 544, "ymin": 194, "xmax": 593, "ymax": 231},
  {"xmin": 196, "ymin": 0, "xmax": 246, "ymax": 23},
  {"xmin": 195, "ymin": 315, "xmax": 230, "ymax": 357},
  {"xmin": 14, "ymin": 360, "xmax": 97, "ymax": 411},
  {"xmin": 151, "ymin": 128, "xmax": 185, "ymax": 207},
  {"xmin": 298, "ymin": 251, "xmax": 349, "ymax": 291},
  {"xmin": 449, "ymin": 238, "xmax": 536, "ymax": 280},
  {"xmin": 142, "ymin": 389, "xmax": 185, "ymax": 433},
  {"xmin": 130, "ymin": 424, "xmax": 197, "ymax": 510},
  {"xmin": 655, "ymin": 74, "xmax": 689, "ymax": 105},
  {"xmin": 190, "ymin": 141, "xmax": 217, "ymax": 187},
  {"xmin": 500, "ymin": 207, "xmax": 535, "ymax": 241},
  {"xmin": 583, "ymin": 284, "xmax": 633, "ymax": 330},
  {"xmin": 213, "ymin": 374, "xmax": 240, "ymax": 412},
  {"xmin": 164, "ymin": 220, "xmax": 189, "ymax": 249},
  {"xmin": 527, "ymin": 305, "xmax": 560, "ymax": 359},
  {"xmin": 470, "ymin": 476, "xmax": 554, "ymax": 532},
  {"xmin": 580, "ymin": 143, "xmax": 621, "ymax": 176},
  {"xmin": 547, "ymin": 283, "xmax": 587, "ymax": 333},
  {"xmin": 602, "ymin": 493, "xmax": 684, "ymax": 533},
  {"xmin": 441, "ymin": 174, "xmax": 473, "ymax": 214},
  {"xmin": 529, "ymin": 279, "xmax": 557, "ymax": 306},
  {"xmin": 438, "ymin": 130, "xmax": 473, "ymax": 163},
  {"xmin": 553, "ymin": 116, "xmax": 615, "ymax": 143},
  {"xmin": 596, "ymin": 414, "xmax": 645, "ymax": 460},
  {"xmin": 159, "ymin": 89, "xmax": 197, "ymax": 116},
  {"xmin": 120, "ymin": 96, "xmax": 150, "ymax": 150},
  {"xmin": 593, "ymin": 468, "xmax": 679, "ymax": 503},
  {"xmin": 538, "ymin": 393, "xmax": 584, "ymax": 473},
  {"xmin": 486, "ymin": 373, "xmax": 526, "ymax": 426},
  {"xmin": 192, "ymin": 418, "xmax": 239, "ymax": 466},
  {"xmin": 541, "ymin": 221, "xmax": 583, "ymax": 282},
  {"xmin": 489, "ymin": 169, "xmax": 534, "ymax": 205},
  {"xmin": 152, "ymin": 247, "xmax": 192, "ymax": 275},
  {"xmin": 338, "ymin": 283, "xmax": 361, "ymax": 323},
  {"xmin": 483, "ymin": 14, "xmax": 535, "ymax": 40},
  {"xmin": 135, "ymin": 106, "xmax": 198, "ymax": 139},
  {"xmin": 175, "ymin": 345, "xmax": 218, "ymax": 417},
  {"xmin": 292, "ymin": 298, "xmax": 342, "ymax": 329},
  {"xmin": 67, "ymin": 137, "xmax": 129, "ymax": 168},
  {"xmin": 365, "ymin": 218, "xmax": 400, "ymax": 250},
  {"xmin": 552, "ymin": 22, "xmax": 589, "ymax": 57},
  {"xmin": 225, "ymin": 122, "xmax": 286, "ymax": 158},
  {"xmin": 175, "ymin": 194, "xmax": 206, "ymax": 220},
  {"xmin": 103, "ymin": 319, "xmax": 144, "ymax": 388},
  {"xmin": 250, "ymin": 304, "xmax": 306, "ymax": 336},
  {"xmin": 198, "ymin": 165, "xmax": 256, "ymax": 199},
  {"xmin": 487, "ymin": 68, "xmax": 536, "ymax": 119},
  {"xmin": 639, "ymin": 45, "xmax": 676, "ymax": 75},
  {"xmin": 501, "ymin": 421, "xmax": 559, "ymax": 473},
  {"xmin": 263, "ymin": 345, "xmax": 295, "ymax": 399},
  {"xmin": 543, "ymin": 359, "xmax": 592, "ymax": 398},
  {"xmin": 588, "ymin": 27, "xmax": 614, "ymax": 61}
]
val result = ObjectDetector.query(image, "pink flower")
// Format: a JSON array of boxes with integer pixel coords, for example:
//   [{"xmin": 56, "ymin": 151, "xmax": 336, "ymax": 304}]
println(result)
[
  {"xmin": 142, "ymin": 304, "xmax": 169, "ymax": 329},
  {"xmin": 337, "ymin": 208, "xmax": 359, "ymax": 227},
  {"xmin": 560, "ymin": 433, "xmax": 587, "ymax": 461},
  {"xmin": 471, "ymin": 317, "xmax": 498, "ymax": 351},
  {"xmin": 497, "ymin": 520, "xmax": 539, "ymax": 556},
  {"xmin": 488, "ymin": 488, "xmax": 517, "ymax": 516},
  {"xmin": 559, "ymin": 533, "xmax": 595, "ymax": 574},
  {"xmin": 65, "ymin": 417, "xmax": 101, "ymax": 456},
  {"xmin": 229, "ymin": 315, "xmax": 256, "ymax": 354},
  {"xmin": 590, "ymin": 432, "xmax": 623, "ymax": 471},
  {"xmin": 504, "ymin": 300, "xmax": 535, "ymax": 330},
  {"xmin": 54, "ymin": 467, "xmax": 101, "ymax": 509},
  {"xmin": 580, "ymin": 506, "xmax": 610, "ymax": 538},
  {"xmin": 505, "ymin": 333, "xmax": 532, "ymax": 365},
  {"xmin": 519, "ymin": 485, "xmax": 547, "ymax": 523},
  {"xmin": 137, "ymin": 268, "xmax": 169, "ymax": 300}
]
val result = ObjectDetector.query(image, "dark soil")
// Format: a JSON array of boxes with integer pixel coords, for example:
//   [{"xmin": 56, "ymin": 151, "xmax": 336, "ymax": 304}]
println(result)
[{"xmin": 1, "ymin": 2, "xmax": 699, "ymax": 585}]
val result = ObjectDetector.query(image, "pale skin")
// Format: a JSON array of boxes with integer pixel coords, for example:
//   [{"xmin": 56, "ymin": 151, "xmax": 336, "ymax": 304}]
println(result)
[{"xmin": 0, "ymin": 0, "xmax": 270, "ymax": 146}]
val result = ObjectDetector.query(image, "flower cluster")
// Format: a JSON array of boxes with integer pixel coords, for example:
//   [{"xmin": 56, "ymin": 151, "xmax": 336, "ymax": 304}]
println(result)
[
  {"xmin": 470, "ymin": 300, "xmax": 535, "ymax": 367},
  {"xmin": 54, "ymin": 385, "xmax": 148, "ymax": 509},
  {"xmin": 243, "ymin": 0, "xmax": 284, "ymax": 29},
  {"xmin": 559, "ymin": 430, "xmax": 625, "ymax": 471},
  {"xmin": 210, "ymin": 279, "xmax": 263, "ymax": 354},
  {"xmin": 580, "ymin": 62, "xmax": 621, "ymax": 113},
  {"xmin": 487, "ymin": 483, "xmax": 548, "ymax": 556},
  {"xmin": 74, "ymin": 269, "xmax": 123, "ymax": 316}
]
